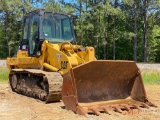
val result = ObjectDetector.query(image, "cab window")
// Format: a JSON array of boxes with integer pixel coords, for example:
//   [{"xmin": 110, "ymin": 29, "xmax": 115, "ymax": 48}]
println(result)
[{"xmin": 29, "ymin": 15, "xmax": 38, "ymax": 55}]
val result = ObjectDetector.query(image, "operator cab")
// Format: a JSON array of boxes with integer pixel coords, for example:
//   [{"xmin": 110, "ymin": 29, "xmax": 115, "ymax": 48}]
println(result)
[{"xmin": 20, "ymin": 9, "xmax": 75, "ymax": 57}]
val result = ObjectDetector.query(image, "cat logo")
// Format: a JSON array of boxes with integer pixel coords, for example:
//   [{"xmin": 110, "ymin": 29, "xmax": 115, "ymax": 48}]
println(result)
[{"xmin": 61, "ymin": 61, "xmax": 68, "ymax": 69}]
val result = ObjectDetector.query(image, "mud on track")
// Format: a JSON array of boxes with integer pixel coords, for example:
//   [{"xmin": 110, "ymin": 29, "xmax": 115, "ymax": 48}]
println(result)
[{"xmin": 0, "ymin": 83, "xmax": 160, "ymax": 120}]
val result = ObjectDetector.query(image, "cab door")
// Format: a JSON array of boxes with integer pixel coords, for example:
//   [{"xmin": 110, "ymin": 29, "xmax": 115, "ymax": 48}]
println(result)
[
  {"xmin": 20, "ymin": 16, "xmax": 30, "ymax": 50},
  {"xmin": 28, "ymin": 13, "xmax": 39, "ymax": 56}
]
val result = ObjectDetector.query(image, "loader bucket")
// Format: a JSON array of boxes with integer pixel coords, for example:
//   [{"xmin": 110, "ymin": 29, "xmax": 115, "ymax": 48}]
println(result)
[{"xmin": 62, "ymin": 60, "xmax": 157, "ymax": 116}]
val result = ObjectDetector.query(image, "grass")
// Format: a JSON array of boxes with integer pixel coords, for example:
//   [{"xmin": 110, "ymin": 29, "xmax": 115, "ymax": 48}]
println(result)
[
  {"xmin": 0, "ymin": 68, "xmax": 9, "ymax": 83},
  {"xmin": 142, "ymin": 73, "xmax": 160, "ymax": 84}
]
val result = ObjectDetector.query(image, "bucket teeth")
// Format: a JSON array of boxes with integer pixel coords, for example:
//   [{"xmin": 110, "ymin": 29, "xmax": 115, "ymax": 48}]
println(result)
[
  {"xmin": 132, "ymin": 104, "xmax": 142, "ymax": 110},
  {"xmin": 89, "ymin": 106, "xmax": 100, "ymax": 116},
  {"xmin": 120, "ymin": 105, "xmax": 130, "ymax": 111},
  {"xmin": 141, "ymin": 103, "xmax": 150, "ymax": 109},
  {"xmin": 112, "ymin": 106, "xmax": 123, "ymax": 113},
  {"xmin": 74, "ymin": 102, "xmax": 156, "ymax": 116},
  {"xmin": 146, "ymin": 101, "xmax": 158, "ymax": 107},
  {"xmin": 101, "ymin": 106, "xmax": 112, "ymax": 115},
  {"xmin": 76, "ymin": 106, "xmax": 89, "ymax": 117}
]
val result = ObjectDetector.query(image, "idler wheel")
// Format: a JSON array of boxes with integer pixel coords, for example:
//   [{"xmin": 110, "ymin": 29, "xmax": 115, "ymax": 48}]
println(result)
[{"xmin": 11, "ymin": 74, "xmax": 18, "ymax": 90}]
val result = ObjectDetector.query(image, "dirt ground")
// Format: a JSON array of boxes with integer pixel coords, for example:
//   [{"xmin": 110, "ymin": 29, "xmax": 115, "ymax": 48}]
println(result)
[{"xmin": 0, "ymin": 83, "xmax": 160, "ymax": 120}]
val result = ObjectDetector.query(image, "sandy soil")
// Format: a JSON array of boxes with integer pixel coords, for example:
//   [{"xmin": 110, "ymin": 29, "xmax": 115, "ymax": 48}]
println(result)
[{"xmin": 0, "ymin": 83, "xmax": 160, "ymax": 120}]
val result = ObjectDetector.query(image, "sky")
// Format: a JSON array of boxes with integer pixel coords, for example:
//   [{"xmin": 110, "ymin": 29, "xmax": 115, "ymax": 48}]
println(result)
[{"xmin": 33, "ymin": 0, "xmax": 76, "ymax": 8}]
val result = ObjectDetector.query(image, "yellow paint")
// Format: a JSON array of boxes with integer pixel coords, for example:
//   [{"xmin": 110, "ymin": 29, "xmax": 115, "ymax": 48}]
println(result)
[{"xmin": 7, "ymin": 40, "xmax": 96, "ymax": 75}]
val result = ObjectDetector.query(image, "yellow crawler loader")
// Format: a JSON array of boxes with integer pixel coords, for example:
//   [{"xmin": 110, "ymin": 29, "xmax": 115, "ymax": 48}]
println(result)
[{"xmin": 7, "ymin": 9, "xmax": 156, "ymax": 116}]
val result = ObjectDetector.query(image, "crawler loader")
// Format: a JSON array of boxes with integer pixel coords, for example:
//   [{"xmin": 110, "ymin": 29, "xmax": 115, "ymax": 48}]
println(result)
[{"xmin": 7, "ymin": 9, "xmax": 156, "ymax": 116}]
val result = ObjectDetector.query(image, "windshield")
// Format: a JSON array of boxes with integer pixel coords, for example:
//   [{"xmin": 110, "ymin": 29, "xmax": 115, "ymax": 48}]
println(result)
[{"xmin": 42, "ymin": 12, "xmax": 73, "ymax": 42}]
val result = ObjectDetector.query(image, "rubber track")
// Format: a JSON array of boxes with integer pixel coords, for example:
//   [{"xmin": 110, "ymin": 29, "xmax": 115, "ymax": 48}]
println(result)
[{"xmin": 9, "ymin": 69, "xmax": 63, "ymax": 103}]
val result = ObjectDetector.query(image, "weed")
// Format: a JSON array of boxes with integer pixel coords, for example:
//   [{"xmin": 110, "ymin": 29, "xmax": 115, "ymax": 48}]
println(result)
[
  {"xmin": 0, "ymin": 68, "xmax": 9, "ymax": 83},
  {"xmin": 142, "ymin": 73, "xmax": 160, "ymax": 84}
]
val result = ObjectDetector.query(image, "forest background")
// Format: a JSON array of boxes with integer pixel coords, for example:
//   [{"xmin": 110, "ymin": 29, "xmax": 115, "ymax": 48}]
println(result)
[{"xmin": 0, "ymin": 0, "xmax": 159, "ymax": 62}]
